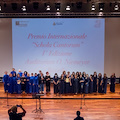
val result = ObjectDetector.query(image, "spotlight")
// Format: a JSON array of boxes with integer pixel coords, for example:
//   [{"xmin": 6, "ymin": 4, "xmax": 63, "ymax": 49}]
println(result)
[
  {"xmin": 99, "ymin": 3, "xmax": 104, "ymax": 11},
  {"xmin": 21, "ymin": 5, "xmax": 26, "ymax": 11},
  {"xmin": 91, "ymin": 4, "xmax": 95, "ymax": 11},
  {"xmin": 66, "ymin": 5, "xmax": 70, "ymax": 11},
  {"xmin": 33, "ymin": 2, "xmax": 39, "ymax": 10},
  {"xmin": 46, "ymin": 5, "xmax": 50, "ymax": 11},
  {"xmin": 11, "ymin": 3, "xmax": 17, "ymax": 10},
  {"xmin": 0, "ymin": 6, "xmax": 1, "ymax": 11},
  {"xmin": 55, "ymin": 3, "xmax": 60, "ymax": 11},
  {"xmin": 114, "ymin": 4, "xmax": 119, "ymax": 11}
]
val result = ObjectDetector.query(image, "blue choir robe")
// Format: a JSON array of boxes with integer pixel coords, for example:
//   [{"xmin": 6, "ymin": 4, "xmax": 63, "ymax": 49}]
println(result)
[
  {"xmin": 26, "ymin": 76, "xmax": 30, "ymax": 93},
  {"xmin": 53, "ymin": 76, "xmax": 59, "ymax": 94},
  {"xmin": 33, "ymin": 76, "xmax": 38, "ymax": 93},
  {"xmin": 11, "ymin": 71, "xmax": 16, "ymax": 76},
  {"xmin": 98, "ymin": 77, "xmax": 103, "ymax": 93},
  {"xmin": 18, "ymin": 72, "xmax": 23, "ymax": 77},
  {"xmin": 13, "ymin": 76, "xmax": 17, "ymax": 93},
  {"xmin": 17, "ymin": 77, "xmax": 21, "ymax": 94},
  {"xmin": 110, "ymin": 76, "xmax": 116, "ymax": 92},
  {"xmin": 59, "ymin": 78, "xmax": 65, "ymax": 94},
  {"xmin": 71, "ymin": 78, "xmax": 74, "ymax": 93},
  {"xmin": 89, "ymin": 79, "xmax": 93, "ymax": 93},
  {"xmin": 74, "ymin": 78, "xmax": 79, "ymax": 94},
  {"xmin": 9, "ymin": 77, "xmax": 14, "ymax": 94},
  {"xmin": 93, "ymin": 76, "xmax": 97, "ymax": 92},
  {"xmin": 29, "ymin": 76, "xmax": 34, "ymax": 93},
  {"xmin": 3, "ymin": 74, "xmax": 9, "ymax": 92},
  {"xmin": 84, "ymin": 78, "xmax": 89, "ymax": 94},
  {"xmin": 102, "ymin": 77, "xmax": 108, "ymax": 93}
]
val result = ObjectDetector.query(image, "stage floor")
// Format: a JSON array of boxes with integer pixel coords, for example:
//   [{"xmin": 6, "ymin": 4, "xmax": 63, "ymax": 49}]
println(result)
[{"xmin": 0, "ymin": 83, "xmax": 120, "ymax": 120}]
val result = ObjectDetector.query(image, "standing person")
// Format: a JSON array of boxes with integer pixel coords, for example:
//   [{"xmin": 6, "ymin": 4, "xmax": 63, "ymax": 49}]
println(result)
[
  {"xmin": 79, "ymin": 74, "xmax": 84, "ymax": 93},
  {"xmin": 98, "ymin": 73, "xmax": 103, "ymax": 93},
  {"xmin": 24, "ymin": 71, "xmax": 28, "ymax": 77},
  {"xmin": 102, "ymin": 73, "xmax": 108, "ymax": 94},
  {"xmin": 65, "ymin": 75, "xmax": 71, "ymax": 94},
  {"xmin": 84, "ymin": 74, "xmax": 89, "ymax": 94},
  {"xmin": 45, "ymin": 72, "xmax": 51, "ymax": 94},
  {"xmin": 8, "ymin": 105, "xmax": 26, "ymax": 120},
  {"xmin": 74, "ymin": 74, "xmax": 79, "ymax": 94},
  {"xmin": 53, "ymin": 73, "xmax": 59, "ymax": 95},
  {"xmin": 9, "ymin": 73, "xmax": 14, "ymax": 94},
  {"xmin": 74, "ymin": 111, "xmax": 84, "ymax": 120},
  {"xmin": 33, "ymin": 73, "xmax": 38, "ymax": 93},
  {"xmin": 29, "ymin": 73, "xmax": 34, "ymax": 93},
  {"xmin": 110, "ymin": 73, "xmax": 116, "ymax": 92},
  {"xmin": 3, "ymin": 71, "xmax": 9, "ymax": 93},
  {"xmin": 26, "ymin": 73, "xmax": 30, "ymax": 93},
  {"xmin": 16, "ymin": 74, "xmax": 21, "ymax": 94},
  {"xmin": 59, "ymin": 74, "xmax": 65, "ymax": 94},
  {"xmin": 93, "ymin": 72, "xmax": 97, "ymax": 92},
  {"xmin": 11, "ymin": 68, "xmax": 16, "ymax": 77},
  {"xmin": 13, "ymin": 73, "xmax": 17, "ymax": 93},
  {"xmin": 18, "ymin": 69, "xmax": 23, "ymax": 77},
  {"xmin": 71, "ymin": 74, "xmax": 75, "ymax": 94},
  {"xmin": 89, "ymin": 75, "xmax": 93, "ymax": 93}
]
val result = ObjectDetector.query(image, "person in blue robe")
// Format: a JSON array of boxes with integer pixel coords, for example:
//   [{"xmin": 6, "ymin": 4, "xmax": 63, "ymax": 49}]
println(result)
[
  {"xmin": 59, "ymin": 74, "xmax": 65, "ymax": 94},
  {"xmin": 98, "ymin": 73, "xmax": 103, "ymax": 93},
  {"xmin": 65, "ymin": 75, "xmax": 71, "ymax": 94},
  {"xmin": 18, "ymin": 69, "xmax": 23, "ymax": 77},
  {"xmin": 33, "ymin": 73, "xmax": 38, "ymax": 93},
  {"xmin": 26, "ymin": 73, "xmax": 30, "ymax": 93},
  {"xmin": 45, "ymin": 72, "xmax": 51, "ymax": 94},
  {"xmin": 24, "ymin": 71, "xmax": 28, "ymax": 77},
  {"xmin": 9, "ymin": 73, "xmax": 14, "ymax": 94},
  {"xmin": 110, "ymin": 73, "xmax": 116, "ymax": 92},
  {"xmin": 29, "ymin": 73, "xmax": 34, "ymax": 93},
  {"xmin": 84, "ymin": 74, "xmax": 89, "ymax": 94},
  {"xmin": 70, "ymin": 74, "xmax": 75, "ymax": 93},
  {"xmin": 13, "ymin": 73, "xmax": 17, "ymax": 93},
  {"xmin": 89, "ymin": 75, "xmax": 93, "ymax": 93},
  {"xmin": 16, "ymin": 74, "xmax": 21, "ymax": 94},
  {"xmin": 3, "ymin": 71, "xmax": 9, "ymax": 92},
  {"xmin": 10, "ymin": 68, "xmax": 16, "ymax": 77},
  {"xmin": 74, "ymin": 75, "xmax": 79, "ymax": 94},
  {"xmin": 53, "ymin": 73, "xmax": 59, "ymax": 95},
  {"xmin": 93, "ymin": 72, "xmax": 97, "ymax": 92},
  {"xmin": 102, "ymin": 73, "xmax": 108, "ymax": 94}
]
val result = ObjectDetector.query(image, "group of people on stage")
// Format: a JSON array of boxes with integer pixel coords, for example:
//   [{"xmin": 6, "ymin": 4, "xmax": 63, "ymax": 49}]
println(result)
[{"xmin": 3, "ymin": 68, "xmax": 116, "ymax": 95}]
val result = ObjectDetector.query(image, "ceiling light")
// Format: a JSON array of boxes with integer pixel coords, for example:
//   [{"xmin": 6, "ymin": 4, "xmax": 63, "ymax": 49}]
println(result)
[
  {"xmin": 114, "ymin": 4, "xmax": 119, "ymax": 11},
  {"xmin": 22, "ymin": 6, "xmax": 26, "ymax": 11},
  {"xmin": 46, "ymin": 5, "xmax": 50, "ymax": 11},
  {"xmin": 66, "ymin": 6, "xmax": 70, "ymax": 11},
  {"xmin": 91, "ymin": 4, "xmax": 95, "ymax": 11}
]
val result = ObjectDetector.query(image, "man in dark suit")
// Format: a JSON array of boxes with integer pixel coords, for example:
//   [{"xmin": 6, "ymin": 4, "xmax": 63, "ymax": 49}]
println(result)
[{"xmin": 74, "ymin": 111, "xmax": 84, "ymax": 120}]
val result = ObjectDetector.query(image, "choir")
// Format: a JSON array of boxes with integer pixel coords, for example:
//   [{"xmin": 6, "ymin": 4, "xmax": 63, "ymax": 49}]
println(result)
[{"xmin": 2, "ymin": 68, "xmax": 116, "ymax": 95}]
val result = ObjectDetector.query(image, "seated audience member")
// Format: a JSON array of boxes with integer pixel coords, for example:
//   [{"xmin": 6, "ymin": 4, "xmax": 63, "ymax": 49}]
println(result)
[
  {"xmin": 74, "ymin": 111, "xmax": 84, "ymax": 120},
  {"xmin": 8, "ymin": 105, "xmax": 26, "ymax": 120}
]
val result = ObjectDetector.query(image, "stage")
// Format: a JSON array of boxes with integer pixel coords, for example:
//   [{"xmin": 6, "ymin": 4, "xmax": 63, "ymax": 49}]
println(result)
[{"xmin": 0, "ymin": 83, "xmax": 120, "ymax": 120}]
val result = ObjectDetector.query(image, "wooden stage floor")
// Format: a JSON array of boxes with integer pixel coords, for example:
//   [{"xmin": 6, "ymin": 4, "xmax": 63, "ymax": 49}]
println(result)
[{"xmin": 0, "ymin": 83, "xmax": 120, "ymax": 120}]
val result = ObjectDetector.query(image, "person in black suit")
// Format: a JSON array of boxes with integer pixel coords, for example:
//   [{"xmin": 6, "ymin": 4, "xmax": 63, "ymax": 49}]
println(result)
[{"xmin": 74, "ymin": 111, "xmax": 84, "ymax": 120}]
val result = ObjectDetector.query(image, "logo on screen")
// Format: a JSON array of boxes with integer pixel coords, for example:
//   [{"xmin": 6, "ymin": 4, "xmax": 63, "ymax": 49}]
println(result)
[
  {"xmin": 15, "ymin": 21, "xmax": 28, "ymax": 27},
  {"xmin": 53, "ymin": 22, "xmax": 63, "ymax": 26}
]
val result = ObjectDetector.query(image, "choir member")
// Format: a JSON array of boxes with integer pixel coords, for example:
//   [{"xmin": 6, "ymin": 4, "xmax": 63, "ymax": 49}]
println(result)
[
  {"xmin": 93, "ymin": 72, "xmax": 97, "ymax": 92},
  {"xmin": 89, "ymin": 75, "xmax": 93, "ymax": 93},
  {"xmin": 72, "ymin": 72, "xmax": 75, "ymax": 78},
  {"xmin": 82, "ymin": 72, "xmax": 86, "ymax": 79},
  {"xmin": 45, "ymin": 72, "xmax": 51, "ymax": 94},
  {"xmin": 11, "ymin": 68, "xmax": 16, "ymax": 77},
  {"xmin": 3, "ymin": 71, "xmax": 9, "ymax": 93},
  {"xmin": 102, "ymin": 73, "xmax": 108, "ymax": 94},
  {"xmin": 18, "ymin": 69, "xmax": 23, "ymax": 77},
  {"xmin": 70, "ymin": 74, "xmax": 74, "ymax": 93},
  {"xmin": 16, "ymin": 74, "xmax": 21, "ymax": 94},
  {"xmin": 13, "ymin": 73, "xmax": 17, "ymax": 93},
  {"xmin": 53, "ymin": 73, "xmax": 59, "ymax": 95},
  {"xmin": 9, "ymin": 73, "xmax": 14, "ymax": 94},
  {"xmin": 62, "ymin": 71, "xmax": 66, "ymax": 79},
  {"xmin": 65, "ymin": 75, "xmax": 71, "ymax": 94},
  {"xmin": 20, "ymin": 74, "xmax": 27, "ymax": 93},
  {"xmin": 24, "ymin": 71, "xmax": 28, "ymax": 77},
  {"xmin": 26, "ymin": 73, "xmax": 30, "ymax": 93},
  {"xmin": 38, "ymin": 72, "xmax": 44, "ymax": 94},
  {"xmin": 33, "ymin": 73, "xmax": 39, "ymax": 93},
  {"xmin": 74, "ymin": 75, "xmax": 79, "ymax": 94},
  {"xmin": 59, "ymin": 74, "xmax": 65, "ymax": 94},
  {"xmin": 110, "ymin": 73, "xmax": 116, "ymax": 92},
  {"xmin": 29, "ymin": 73, "xmax": 34, "ymax": 93},
  {"xmin": 84, "ymin": 74, "xmax": 89, "ymax": 94},
  {"xmin": 98, "ymin": 73, "xmax": 103, "ymax": 93},
  {"xmin": 79, "ymin": 74, "xmax": 84, "ymax": 93}
]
